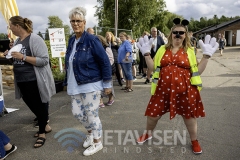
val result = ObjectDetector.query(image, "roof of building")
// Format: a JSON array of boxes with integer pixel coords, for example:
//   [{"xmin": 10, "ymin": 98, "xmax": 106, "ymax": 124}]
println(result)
[
  {"xmin": 193, "ymin": 25, "xmax": 214, "ymax": 34},
  {"xmin": 194, "ymin": 18, "xmax": 240, "ymax": 34}
]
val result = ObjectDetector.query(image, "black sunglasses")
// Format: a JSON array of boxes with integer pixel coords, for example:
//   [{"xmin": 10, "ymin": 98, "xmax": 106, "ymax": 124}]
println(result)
[
  {"xmin": 70, "ymin": 20, "xmax": 83, "ymax": 24},
  {"xmin": 172, "ymin": 31, "xmax": 185, "ymax": 35}
]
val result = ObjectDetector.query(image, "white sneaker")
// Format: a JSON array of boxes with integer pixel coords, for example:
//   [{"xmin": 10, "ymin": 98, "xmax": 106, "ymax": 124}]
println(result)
[
  {"xmin": 83, "ymin": 134, "xmax": 93, "ymax": 148},
  {"xmin": 83, "ymin": 142, "xmax": 103, "ymax": 156}
]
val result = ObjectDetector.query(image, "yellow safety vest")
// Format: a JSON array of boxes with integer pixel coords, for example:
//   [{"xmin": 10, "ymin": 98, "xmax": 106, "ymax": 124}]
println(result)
[{"xmin": 151, "ymin": 46, "xmax": 202, "ymax": 95}]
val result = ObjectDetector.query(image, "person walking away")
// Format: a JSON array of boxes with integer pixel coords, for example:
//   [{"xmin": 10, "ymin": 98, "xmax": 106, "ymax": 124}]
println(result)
[{"xmin": 218, "ymin": 34, "xmax": 226, "ymax": 56}]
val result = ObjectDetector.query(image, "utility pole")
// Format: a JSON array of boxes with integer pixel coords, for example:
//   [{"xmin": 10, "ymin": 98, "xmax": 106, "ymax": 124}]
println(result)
[{"xmin": 115, "ymin": 0, "xmax": 118, "ymax": 37}]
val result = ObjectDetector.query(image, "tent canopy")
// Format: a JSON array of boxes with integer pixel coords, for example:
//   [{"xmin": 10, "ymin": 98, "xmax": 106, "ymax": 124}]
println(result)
[{"xmin": 0, "ymin": 0, "xmax": 19, "ymax": 39}]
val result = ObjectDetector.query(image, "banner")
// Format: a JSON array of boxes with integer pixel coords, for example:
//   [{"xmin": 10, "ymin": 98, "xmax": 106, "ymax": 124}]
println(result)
[{"xmin": 48, "ymin": 28, "xmax": 66, "ymax": 58}]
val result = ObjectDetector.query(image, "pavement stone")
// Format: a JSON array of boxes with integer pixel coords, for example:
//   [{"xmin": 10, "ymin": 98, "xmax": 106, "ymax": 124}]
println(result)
[{"xmin": 0, "ymin": 46, "xmax": 240, "ymax": 160}]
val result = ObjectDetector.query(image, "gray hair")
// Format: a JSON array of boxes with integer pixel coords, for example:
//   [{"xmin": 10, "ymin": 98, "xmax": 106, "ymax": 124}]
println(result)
[
  {"xmin": 151, "ymin": 27, "xmax": 157, "ymax": 31},
  {"xmin": 69, "ymin": 7, "xmax": 86, "ymax": 20}
]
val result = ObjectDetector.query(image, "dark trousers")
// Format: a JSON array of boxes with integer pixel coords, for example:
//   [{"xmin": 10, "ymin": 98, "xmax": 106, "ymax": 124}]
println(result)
[
  {"xmin": 138, "ymin": 52, "xmax": 144, "ymax": 74},
  {"xmin": 17, "ymin": 81, "xmax": 48, "ymax": 134},
  {"xmin": 114, "ymin": 63, "xmax": 122, "ymax": 86},
  {"xmin": 0, "ymin": 130, "xmax": 10, "ymax": 158}
]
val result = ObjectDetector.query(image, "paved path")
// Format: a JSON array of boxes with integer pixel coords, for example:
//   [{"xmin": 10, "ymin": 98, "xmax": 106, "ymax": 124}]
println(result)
[{"xmin": 0, "ymin": 46, "xmax": 240, "ymax": 160}]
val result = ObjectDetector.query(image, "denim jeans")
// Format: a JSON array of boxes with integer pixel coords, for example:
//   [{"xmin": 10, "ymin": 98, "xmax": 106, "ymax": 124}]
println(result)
[
  {"xmin": 120, "ymin": 63, "xmax": 133, "ymax": 80},
  {"xmin": 0, "ymin": 131, "xmax": 10, "ymax": 158}
]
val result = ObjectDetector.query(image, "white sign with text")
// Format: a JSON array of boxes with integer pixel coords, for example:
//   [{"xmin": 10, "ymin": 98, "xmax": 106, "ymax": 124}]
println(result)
[{"xmin": 48, "ymin": 28, "xmax": 66, "ymax": 58}]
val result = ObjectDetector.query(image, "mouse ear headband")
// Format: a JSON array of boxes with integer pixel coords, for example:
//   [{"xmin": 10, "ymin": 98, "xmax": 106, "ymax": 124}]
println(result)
[{"xmin": 172, "ymin": 18, "xmax": 189, "ymax": 31}]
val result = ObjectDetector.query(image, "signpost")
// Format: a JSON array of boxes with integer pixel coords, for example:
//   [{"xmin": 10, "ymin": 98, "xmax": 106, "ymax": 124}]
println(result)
[{"xmin": 48, "ymin": 28, "xmax": 66, "ymax": 72}]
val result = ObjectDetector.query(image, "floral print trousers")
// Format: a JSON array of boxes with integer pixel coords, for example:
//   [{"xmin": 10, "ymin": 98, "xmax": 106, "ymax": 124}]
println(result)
[{"xmin": 71, "ymin": 91, "xmax": 102, "ymax": 139}]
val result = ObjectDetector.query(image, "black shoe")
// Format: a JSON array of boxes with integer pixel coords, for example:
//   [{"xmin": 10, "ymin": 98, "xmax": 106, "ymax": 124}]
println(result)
[
  {"xmin": 144, "ymin": 79, "xmax": 150, "ymax": 84},
  {"xmin": 3, "ymin": 144, "xmax": 17, "ymax": 159}
]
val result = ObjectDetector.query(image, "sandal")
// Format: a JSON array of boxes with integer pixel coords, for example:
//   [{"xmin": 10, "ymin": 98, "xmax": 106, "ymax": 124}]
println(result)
[
  {"xmin": 34, "ymin": 129, "xmax": 52, "ymax": 138},
  {"xmin": 34, "ymin": 137, "xmax": 46, "ymax": 148},
  {"xmin": 121, "ymin": 87, "xmax": 128, "ymax": 90},
  {"xmin": 124, "ymin": 88, "xmax": 133, "ymax": 92}
]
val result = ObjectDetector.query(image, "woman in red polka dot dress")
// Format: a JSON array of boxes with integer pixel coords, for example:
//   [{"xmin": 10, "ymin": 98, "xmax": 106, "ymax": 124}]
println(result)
[
  {"xmin": 146, "ymin": 48, "xmax": 205, "ymax": 119},
  {"xmin": 136, "ymin": 18, "xmax": 219, "ymax": 154}
]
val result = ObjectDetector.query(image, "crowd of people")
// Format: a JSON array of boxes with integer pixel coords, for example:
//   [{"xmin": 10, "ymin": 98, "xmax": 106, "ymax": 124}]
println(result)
[{"xmin": 1, "ymin": 6, "xmax": 220, "ymax": 159}]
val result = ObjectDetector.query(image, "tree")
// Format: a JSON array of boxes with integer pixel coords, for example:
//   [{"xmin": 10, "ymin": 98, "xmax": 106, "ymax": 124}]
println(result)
[
  {"xmin": 45, "ymin": 29, "xmax": 49, "ymax": 40},
  {"xmin": 48, "ymin": 16, "xmax": 64, "ymax": 28},
  {"xmin": 0, "ymin": 33, "xmax": 8, "ymax": 40},
  {"xmin": 95, "ymin": 1, "xmax": 240, "ymax": 38},
  {"xmin": 159, "ymin": 11, "xmax": 183, "ymax": 35},
  {"xmin": 37, "ymin": 31, "xmax": 44, "ymax": 39},
  {"xmin": 63, "ymin": 25, "xmax": 70, "ymax": 42},
  {"xmin": 46, "ymin": 16, "xmax": 71, "ymax": 39},
  {"xmin": 95, "ymin": 0, "xmax": 166, "ymax": 38}
]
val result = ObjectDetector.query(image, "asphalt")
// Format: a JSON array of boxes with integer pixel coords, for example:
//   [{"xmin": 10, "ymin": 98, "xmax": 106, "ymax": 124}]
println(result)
[{"xmin": 0, "ymin": 46, "xmax": 240, "ymax": 160}]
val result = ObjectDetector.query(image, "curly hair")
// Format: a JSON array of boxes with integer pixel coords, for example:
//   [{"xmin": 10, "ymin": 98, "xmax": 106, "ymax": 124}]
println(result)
[
  {"xmin": 165, "ymin": 24, "xmax": 192, "ymax": 52},
  {"xmin": 9, "ymin": 16, "xmax": 33, "ymax": 33}
]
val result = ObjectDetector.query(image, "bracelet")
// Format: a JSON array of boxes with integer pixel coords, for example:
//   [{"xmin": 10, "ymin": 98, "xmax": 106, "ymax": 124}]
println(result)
[
  {"xmin": 203, "ymin": 55, "xmax": 210, "ymax": 59},
  {"xmin": 23, "ymin": 54, "xmax": 27, "ymax": 61}
]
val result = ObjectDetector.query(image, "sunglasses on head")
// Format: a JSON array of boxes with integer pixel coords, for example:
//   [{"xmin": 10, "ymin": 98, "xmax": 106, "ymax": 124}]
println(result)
[{"xmin": 172, "ymin": 31, "xmax": 185, "ymax": 35}]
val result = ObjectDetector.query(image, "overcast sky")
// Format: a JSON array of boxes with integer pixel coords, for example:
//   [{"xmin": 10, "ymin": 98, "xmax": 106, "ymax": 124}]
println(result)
[{"xmin": 0, "ymin": 0, "xmax": 240, "ymax": 34}]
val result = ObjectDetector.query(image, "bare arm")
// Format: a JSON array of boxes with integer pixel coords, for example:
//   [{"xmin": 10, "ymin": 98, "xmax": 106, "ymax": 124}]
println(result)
[
  {"xmin": 145, "ymin": 54, "xmax": 154, "ymax": 73},
  {"xmin": 197, "ymin": 56, "xmax": 209, "ymax": 75}
]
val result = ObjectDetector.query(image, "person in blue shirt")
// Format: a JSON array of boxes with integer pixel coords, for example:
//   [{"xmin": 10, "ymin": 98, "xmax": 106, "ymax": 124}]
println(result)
[
  {"xmin": 118, "ymin": 32, "xmax": 134, "ymax": 92},
  {"xmin": 64, "ymin": 6, "xmax": 112, "ymax": 156}
]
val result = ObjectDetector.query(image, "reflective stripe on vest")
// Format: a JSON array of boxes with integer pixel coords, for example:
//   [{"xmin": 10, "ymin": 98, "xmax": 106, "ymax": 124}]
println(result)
[{"xmin": 151, "ymin": 46, "xmax": 202, "ymax": 95}]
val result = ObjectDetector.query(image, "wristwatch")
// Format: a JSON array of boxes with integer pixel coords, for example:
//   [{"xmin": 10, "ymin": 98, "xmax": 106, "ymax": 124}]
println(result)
[{"xmin": 203, "ymin": 55, "xmax": 210, "ymax": 59}]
